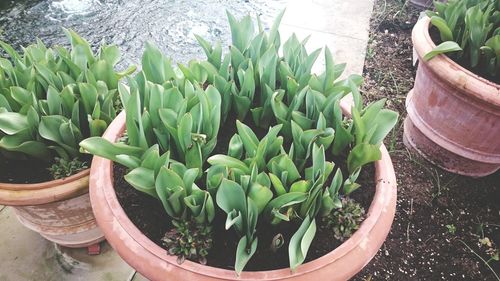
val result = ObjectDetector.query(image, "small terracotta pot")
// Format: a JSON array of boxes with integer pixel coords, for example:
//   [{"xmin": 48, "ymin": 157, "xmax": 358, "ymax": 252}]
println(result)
[
  {"xmin": 89, "ymin": 111, "xmax": 397, "ymax": 281},
  {"xmin": 404, "ymin": 16, "xmax": 500, "ymax": 177},
  {"xmin": 0, "ymin": 168, "xmax": 104, "ymax": 248}
]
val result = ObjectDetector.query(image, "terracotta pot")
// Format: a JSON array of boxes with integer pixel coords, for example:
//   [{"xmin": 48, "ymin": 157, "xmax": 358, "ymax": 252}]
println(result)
[
  {"xmin": 409, "ymin": 0, "xmax": 447, "ymax": 9},
  {"xmin": 404, "ymin": 16, "xmax": 500, "ymax": 177},
  {"xmin": 89, "ymin": 111, "xmax": 397, "ymax": 281},
  {"xmin": 409, "ymin": 0, "xmax": 434, "ymax": 9},
  {"xmin": 0, "ymin": 169, "xmax": 105, "ymax": 248}
]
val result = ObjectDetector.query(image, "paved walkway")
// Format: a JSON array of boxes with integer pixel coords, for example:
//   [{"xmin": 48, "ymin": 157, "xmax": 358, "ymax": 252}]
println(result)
[{"xmin": 0, "ymin": 0, "xmax": 374, "ymax": 280}]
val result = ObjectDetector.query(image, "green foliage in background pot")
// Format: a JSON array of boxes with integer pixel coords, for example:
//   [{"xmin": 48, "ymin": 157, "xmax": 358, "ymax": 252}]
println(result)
[
  {"xmin": 80, "ymin": 11, "xmax": 398, "ymax": 276},
  {"xmin": 425, "ymin": 0, "xmax": 500, "ymax": 79},
  {"xmin": 0, "ymin": 29, "xmax": 134, "ymax": 166}
]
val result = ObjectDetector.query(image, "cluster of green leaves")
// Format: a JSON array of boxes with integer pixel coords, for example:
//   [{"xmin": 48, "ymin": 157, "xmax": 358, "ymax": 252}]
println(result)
[
  {"xmin": 116, "ymin": 43, "xmax": 221, "ymax": 173},
  {"xmin": 162, "ymin": 220, "xmax": 213, "ymax": 265},
  {"xmin": 80, "ymin": 44, "xmax": 220, "ymax": 256},
  {"xmin": 196, "ymin": 12, "xmax": 397, "ymax": 273},
  {"xmin": 321, "ymin": 197, "xmax": 365, "ymax": 242},
  {"xmin": 208, "ymin": 121, "xmax": 346, "ymax": 272},
  {"xmin": 80, "ymin": 139, "xmax": 216, "ymax": 226},
  {"xmin": 425, "ymin": 0, "xmax": 500, "ymax": 79},
  {"xmin": 80, "ymin": 10, "xmax": 398, "ymax": 275},
  {"xmin": 0, "ymin": 29, "xmax": 134, "ymax": 165},
  {"xmin": 48, "ymin": 157, "xmax": 88, "ymax": 179}
]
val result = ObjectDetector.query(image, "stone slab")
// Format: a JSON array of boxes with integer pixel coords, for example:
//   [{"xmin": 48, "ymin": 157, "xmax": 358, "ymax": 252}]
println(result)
[
  {"xmin": 0, "ymin": 207, "xmax": 134, "ymax": 281},
  {"xmin": 279, "ymin": 24, "xmax": 369, "ymax": 77},
  {"xmin": 282, "ymin": 0, "xmax": 374, "ymax": 41}
]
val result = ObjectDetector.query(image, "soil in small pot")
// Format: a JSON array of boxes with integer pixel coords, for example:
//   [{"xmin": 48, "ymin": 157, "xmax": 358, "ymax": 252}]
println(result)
[
  {"xmin": 113, "ymin": 119, "xmax": 376, "ymax": 271},
  {"xmin": 0, "ymin": 156, "xmax": 52, "ymax": 184},
  {"xmin": 0, "ymin": 154, "xmax": 91, "ymax": 184}
]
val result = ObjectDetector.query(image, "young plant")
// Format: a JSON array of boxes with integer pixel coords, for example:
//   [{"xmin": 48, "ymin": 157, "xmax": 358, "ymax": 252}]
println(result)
[
  {"xmin": 162, "ymin": 219, "xmax": 213, "ymax": 265},
  {"xmin": 425, "ymin": 0, "xmax": 500, "ymax": 79},
  {"xmin": 48, "ymin": 157, "xmax": 88, "ymax": 179},
  {"xmin": 0, "ymin": 29, "xmax": 133, "ymax": 170},
  {"xmin": 321, "ymin": 197, "xmax": 365, "ymax": 242}
]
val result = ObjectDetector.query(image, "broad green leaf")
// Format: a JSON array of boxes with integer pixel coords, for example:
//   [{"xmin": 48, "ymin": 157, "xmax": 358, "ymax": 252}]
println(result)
[
  {"xmin": 0, "ymin": 112, "xmax": 29, "ymax": 134},
  {"xmin": 347, "ymin": 143, "xmax": 382, "ymax": 173},
  {"xmin": 125, "ymin": 167, "xmax": 157, "ymax": 198},
  {"xmin": 207, "ymin": 155, "xmax": 251, "ymax": 174},
  {"xmin": 235, "ymin": 236, "xmax": 258, "ymax": 275},
  {"xmin": 289, "ymin": 216, "xmax": 317, "ymax": 270},
  {"xmin": 424, "ymin": 41, "xmax": 462, "ymax": 61}
]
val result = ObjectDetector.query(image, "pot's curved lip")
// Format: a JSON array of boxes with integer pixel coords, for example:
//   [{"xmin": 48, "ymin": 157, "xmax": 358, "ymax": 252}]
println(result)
[
  {"xmin": 413, "ymin": 16, "xmax": 500, "ymax": 107},
  {"xmin": 0, "ymin": 169, "xmax": 89, "ymax": 205},
  {"xmin": 91, "ymin": 111, "xmax": 397, "ymax": 280}
]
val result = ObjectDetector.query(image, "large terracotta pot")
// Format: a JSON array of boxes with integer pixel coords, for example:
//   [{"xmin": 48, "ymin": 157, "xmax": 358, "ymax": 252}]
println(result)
[
  {"xmin": 89, "ymin": 111, "xmax": 397, "ymax": 281},
  {"xmin": 404, "ymin": 17, "xmax": 500, "ymax": 177},
  {"xmin": 0, "ymin": 168, "xmax": 105, "ymax": 248}
]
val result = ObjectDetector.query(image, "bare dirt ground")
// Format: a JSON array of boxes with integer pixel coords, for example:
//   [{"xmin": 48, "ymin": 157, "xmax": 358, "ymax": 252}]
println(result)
[{"xmin": 354, "ymin": 1, "xmax": 500, "ymax": 280}]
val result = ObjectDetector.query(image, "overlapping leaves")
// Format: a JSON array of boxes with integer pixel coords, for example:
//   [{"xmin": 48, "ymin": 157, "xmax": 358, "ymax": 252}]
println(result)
[
  {"xmin": 425, "ymin": 0, "xmax": 500, "ymax": 79},
  {"xmin": 0, "ymin": 29, "xmax": 133, "ymax": 161}
]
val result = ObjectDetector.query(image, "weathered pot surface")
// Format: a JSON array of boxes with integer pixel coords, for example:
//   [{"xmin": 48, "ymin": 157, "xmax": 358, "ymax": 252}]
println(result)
[
  {"xmin": 404, "ymin": 16, "xmax": 500, "ymax": 177},
  {"xmin": 89, "ymin": 111, "xmax": 397, "ymax": 281},
  {"xmin": 0, "ymin": 168, "xmax": 104, "ymax": 248}
]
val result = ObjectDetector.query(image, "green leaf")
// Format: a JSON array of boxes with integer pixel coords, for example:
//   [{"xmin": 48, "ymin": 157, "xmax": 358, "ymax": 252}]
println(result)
[
  {"xmin": 155, "ymin": 166, "xmax": 185, "ymax": 218},
  {"xmin": 207, "ymin": 155, "xmax": 251, "ymax": 174},
  {"xmin": 430, "ymin": 16, "xmax": 454, "ymax": 42},
  {"xmin": 235, "ymin": 236, "xmax": 258, "ymax": 275},
  {"xmin": 91, "ymin": 60, "xmax": 118, "ymax": 89},
  {"xmin": 178, "ymin": 113, "xmax": 193, "ymax": 152},
  {"xmin": 347, "ymin": 143, "xmax": 382, "ymax": 173},
  {"xmin": 79, "ymin": 137, "xmax": 145, "ymax": 168},
  {"xmin": 369, "ymin": 109, "xmax": 399, "ymax": 145},
  {"xmin": 329, "ymin": 169, "xmax": 343, "ymax": 196},
  {"xmin": 424, "ymin": 41, "xmax": 462, "ymax": 61},
  {"xmin": 289, "ymin": 180, "xmax": 311, "ymax": 193},
  {"xmin": 125, "ymin": 167, "xmax": 158, "ymax": 198},
  {"xmin": 0, "ymin": 112, "xmax": 29, "ymax": 134},
  {"xmin": 289, "ymin": 216, "xmax": 317, "ymax": 270},
  {"xmin": 247, "ymin": 183, "xmax": 273, "ymax": 214},
  {"xmin": 269, "ymin": 172, "xmax": 287, "ymax": 195},
  {"xmin": 0, "ymin": 138, "xmax": 51, "ymax": 160},
  {"xmin": 141, "ymin": 42, "xmax": 176, "ymax": 84},
  {"xmin": 216, "ymin": 178, "xmax": 247, "ymax": 224},
  {"xmin": 228, "ymin": 134, "xmax": 243, "ymax": 159}
]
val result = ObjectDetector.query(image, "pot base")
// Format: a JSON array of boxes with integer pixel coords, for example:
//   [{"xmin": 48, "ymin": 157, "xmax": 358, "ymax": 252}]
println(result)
[
  {"xmin": 13, "ymin": 192, "xmax": 105, "ymax": 248},
  {"xmin": 403, "ymin": 117, "xmax": 500, "ymax": 177}
]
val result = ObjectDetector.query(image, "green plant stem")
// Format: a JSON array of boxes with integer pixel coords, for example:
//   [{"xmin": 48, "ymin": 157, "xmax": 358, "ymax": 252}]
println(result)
[{"xmin": 459, "ymin": 240, "xmax": 500, "ymax": 281}]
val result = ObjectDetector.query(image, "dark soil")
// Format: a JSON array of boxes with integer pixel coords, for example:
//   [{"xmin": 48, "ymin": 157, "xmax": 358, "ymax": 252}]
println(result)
[
  {"xmin": 113, "ymin": 122, "xmax": 376, "ymax": 271},
  {"xmin": 354, "ymin": 1, "xmax": 500, "ymax": 280},
  {"xmin": 0, "ymin": 156, "xmax": 52, "ymax": 183}
]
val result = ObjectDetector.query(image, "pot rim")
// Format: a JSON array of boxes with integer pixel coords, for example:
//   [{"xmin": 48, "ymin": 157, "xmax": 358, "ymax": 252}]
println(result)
[
  {"xmin": 90, "ymin": 111, "xmax": 397, "ymax": 280},
  {"xmin": 0, "ymin": 169, "xmax": 89, "ymax": 206},
  {"xmin": 413, "ymin": 16, "xmax": 500, "ymax": 108}
]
